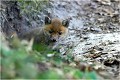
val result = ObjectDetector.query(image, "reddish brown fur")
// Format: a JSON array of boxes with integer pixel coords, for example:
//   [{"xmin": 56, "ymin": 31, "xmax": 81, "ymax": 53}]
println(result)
[
  {"xmin": 19, "ymin": 18, "xmax": 68, "ymax": 44},
  {"xmin": 44, "ymin": 18, "xmax": 67, "ymax": 36}
]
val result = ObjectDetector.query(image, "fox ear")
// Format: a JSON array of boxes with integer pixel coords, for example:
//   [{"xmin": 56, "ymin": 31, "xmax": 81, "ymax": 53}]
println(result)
[
  {"xmin": 62, "ymin": 19, "xmax": 70, "ymax": 27},
  {"xmin": 45, "ymin": 16, "xmax": 51, "ymax": 24}
]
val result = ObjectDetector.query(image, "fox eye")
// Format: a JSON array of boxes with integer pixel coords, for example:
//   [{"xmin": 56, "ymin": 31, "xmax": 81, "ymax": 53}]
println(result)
[
  {"xmin": 49, "ymin": 30, "xmax": 53, "ymax": 33},
  {"xmin": 58, "ymin": 32, "xmax": 62, "ymax": 35}
]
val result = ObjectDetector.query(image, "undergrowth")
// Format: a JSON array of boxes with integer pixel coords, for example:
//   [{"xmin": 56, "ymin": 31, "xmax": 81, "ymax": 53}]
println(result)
[
  {"xmin": 1, "ymin": 0, "xmax": 98, "ymax": 79},
  {"xmin": 0, "ymin": 33, "xmax": 98, "ymax": 79}
]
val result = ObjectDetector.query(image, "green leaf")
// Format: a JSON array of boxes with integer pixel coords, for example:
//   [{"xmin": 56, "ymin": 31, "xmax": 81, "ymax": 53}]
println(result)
[
  {"xmin": 84, "ymin": 71, "xmax": 97, "ymax": 79},
  {"xmin": 74, "ymin": 69, "xmax": 84, "ymax": 79},
  {"xmin": 38, "ymin": 69, "xmax": 62, "ymax": 79}
]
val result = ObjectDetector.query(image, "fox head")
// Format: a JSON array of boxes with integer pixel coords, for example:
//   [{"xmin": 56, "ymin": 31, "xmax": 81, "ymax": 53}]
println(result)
[{"xmin": 44, "ymin": 16, "xmax": 69, "ymax": 42}]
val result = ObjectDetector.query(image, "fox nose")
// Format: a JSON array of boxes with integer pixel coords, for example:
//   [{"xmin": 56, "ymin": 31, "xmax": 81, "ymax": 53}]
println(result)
[{"xmin": 52, "ymin": 39, "xmax": 57, "ymax": 42}]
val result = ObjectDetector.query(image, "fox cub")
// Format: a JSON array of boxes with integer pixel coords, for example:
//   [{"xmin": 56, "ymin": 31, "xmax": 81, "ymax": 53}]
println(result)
[{"xmin": 19, "ymin": 16, "xmax": 69, "ymax": 45}]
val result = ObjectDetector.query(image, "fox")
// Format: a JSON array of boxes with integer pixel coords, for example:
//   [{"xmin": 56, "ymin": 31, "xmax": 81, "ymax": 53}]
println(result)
[{"xmin": 18, "ymin": 16, "xmax": 70, "ymax": 45}]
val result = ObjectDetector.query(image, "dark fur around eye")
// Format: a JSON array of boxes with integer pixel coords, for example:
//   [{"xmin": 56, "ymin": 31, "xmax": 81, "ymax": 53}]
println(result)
[
  {"xmin": 58, "ymin": 32, "xmax": 62, "ymax": 35},
  {"xmin": 49, "ymin": 30, "xmax": 53, "ymax": 33}
]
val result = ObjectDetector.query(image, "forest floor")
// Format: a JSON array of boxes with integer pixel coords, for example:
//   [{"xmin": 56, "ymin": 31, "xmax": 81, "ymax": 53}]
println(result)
[
  {"xmin": 48, "ymin": 0, "xmax": 120, "ymax": 79},
  {"xmin": 1, "ymin": 0, "xmax": 120, "ymax": 79}
]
